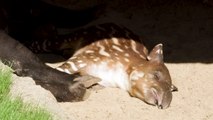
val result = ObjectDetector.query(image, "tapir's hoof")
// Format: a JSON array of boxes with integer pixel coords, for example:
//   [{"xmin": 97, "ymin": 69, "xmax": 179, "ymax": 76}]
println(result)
[
  {"xmin": 70, "ymin": 75, "xmax": 101, "ymax": 100},
  {"xmin": 37, "ymin": 75, "xmax": 100, "ymax": 102},
  {"xmin": 37, "ymin": 81, "xmax": 85, "ymax": 102}
]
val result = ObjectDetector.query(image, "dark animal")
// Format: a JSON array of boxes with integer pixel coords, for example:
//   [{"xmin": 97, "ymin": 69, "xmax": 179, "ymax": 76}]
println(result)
[
  {"xmin": 0, "ymin": 30, "xmax": 98, "ymax": 102},
  {"xmin": 23, "ymin": 23, "xmax": 144, "ymax": 58}
]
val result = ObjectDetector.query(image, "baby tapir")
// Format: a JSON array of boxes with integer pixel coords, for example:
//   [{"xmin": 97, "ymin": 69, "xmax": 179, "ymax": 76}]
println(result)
[{"xmin": 57, "ymin": 38, "xmax": 177, "ymax": 109}]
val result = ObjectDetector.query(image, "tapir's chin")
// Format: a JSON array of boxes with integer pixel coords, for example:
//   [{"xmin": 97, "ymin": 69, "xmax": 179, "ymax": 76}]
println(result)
[{"xmin": 144, "ymin": 88, "xmax": 172, "ymax": 109}]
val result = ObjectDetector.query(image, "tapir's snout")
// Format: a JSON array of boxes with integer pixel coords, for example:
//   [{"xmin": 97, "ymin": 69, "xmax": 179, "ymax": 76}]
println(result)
[
  {"xmin": 130, "ymin": 81, "xmax": 174, "ymax": 109},
  {"xmin": 140, "ymin": 86, "xmax": 172, "ymax": 109},
  {"xmin": 151, "ymin": 88, "xmax": 173, "ymax": 109}
]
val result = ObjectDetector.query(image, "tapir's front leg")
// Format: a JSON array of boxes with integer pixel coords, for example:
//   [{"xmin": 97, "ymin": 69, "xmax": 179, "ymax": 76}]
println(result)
[{"xmin": 0, "ymin": 30, "xmax": 97, "ymax": 102}]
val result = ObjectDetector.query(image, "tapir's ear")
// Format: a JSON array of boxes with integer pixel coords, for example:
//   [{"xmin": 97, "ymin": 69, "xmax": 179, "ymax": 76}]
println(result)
[
  {"xmin": 147, "ymin": 44, "xmax": 163, "ymax": 64},
  {"xmin": 171, "ymin": 84, "xmax": 178, "ymax": 92}
]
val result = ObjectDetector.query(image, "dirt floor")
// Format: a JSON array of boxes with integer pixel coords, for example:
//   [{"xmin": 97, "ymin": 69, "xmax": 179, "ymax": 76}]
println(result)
[
  {"xmin": 7, "ymin": 1, "xmax": 213, "ymax": 120},
  {"xmin": 8, "ymin": 63, "xmax": 213, "ymax": 120}
]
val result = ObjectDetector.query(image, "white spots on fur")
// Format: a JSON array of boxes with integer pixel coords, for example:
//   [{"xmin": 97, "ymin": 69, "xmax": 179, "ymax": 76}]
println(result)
[
  {"xmin": 85, "ymin": 50, "xmax": 95, "ymax": 53},
  {"xmin": 112, "ymin": 45, "xmax": 124, "ymax": 52},
  {"xmin": 97, "ymin": 42, "xmax": 110, "ymax": 57},
  {"xmin": 130, "ymin": 71, "xmax": 145, "ymax": 81},
  {"xmin": 69, "ymin": 56, "xmax": 77, "ymax": 60},
  {"xmin": 116, "ymin": 57, "xmax": 120, "ymax": 60},
  {"xmin": 147, "ymin": 56, "xmax": 151, "ymax": 61},
  {"xmin": 112, "ymin": 38, "xmax": 120, "ymax": 45},
  {"xmin": 79, "ymin": 63, "xmax": 87, "ymax": 68},
  {"xmin": 77, "ymin": 60, "xmax": 83, "ymax": 63},
  {"xmin": 124, "ymin": 58, "xmax": 130, "ymax": 62},
  {"xmin": 139, "ymin": 55, "xmax": 146, "ymax": 59},
  {"xmin": 131, "ymin": 66, "xmax": 136, "ymax": 70},
  {"xmin": 131, "ymin": 40, "xmax": 140, "ymax": 54},
  {"xmin": 108, "ymin": 49, "xmax": 113, "ymax": 52},
  {"xmin": 114, "ymin": 52, "xmax": 118, "ymax": 56},
  {"xmin": 56, "ymin": 67, "xmax": 73, "ymax": 74},
  {"xmin": 56, "ymin": 67, "xmax": 64, "ymax": 72},
  {"xmin": 64, "ymin": 69, "xmax": 71, "ymax": 74},
  {"xmin": 93, "ymin": 58, "xmax": 100, "ymax": 62},
  {"xmin": 130, "ymin": 41, "xmax": 146, "ymax": 59},
  {"xmin": 67, "ymin": 61, "xmax": 78, "ymax": 71},
  {"xmin": 104, "ymin": 39, "xmax": 109, "ymax": 45},
  {"xmin": 124, "ymin": 53, "xmax": 130, "ymax": 57},
  {"xmin": 124, "ymin": 45, "xmax": 129, "ymax": 49}
]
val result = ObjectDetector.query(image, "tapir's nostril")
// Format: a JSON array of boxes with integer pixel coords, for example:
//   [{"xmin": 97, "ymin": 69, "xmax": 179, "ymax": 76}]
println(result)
[
  {"xmin": 151, "ymin": 88, "xmax": 159, "ymax": 103},
  {"xmin": 152, "ymin": 88, "xmax": 161, "ymax": 108},
  {"xmin": 158, "ymin": 105, "xmax": 163, "ymax": 109}
]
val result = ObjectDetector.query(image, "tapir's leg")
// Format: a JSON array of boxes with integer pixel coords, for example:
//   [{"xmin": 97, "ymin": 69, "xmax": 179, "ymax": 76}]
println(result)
[{"xmin": 0, "ymin": 30, "xmax": 98, "ymax": 102}]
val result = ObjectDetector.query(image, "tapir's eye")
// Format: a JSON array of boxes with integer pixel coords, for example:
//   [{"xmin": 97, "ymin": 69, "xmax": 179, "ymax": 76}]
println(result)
[
  {"xmin": 153, "ymin": 73, "xmax": 160, "ymax": 80},
  {"xmin": 152, "ymin": 72, "xmax": 160, "ymax": 80},
  {"xmin": 148, "ymin": 72, "xmax": 160, "ymax": 80}
]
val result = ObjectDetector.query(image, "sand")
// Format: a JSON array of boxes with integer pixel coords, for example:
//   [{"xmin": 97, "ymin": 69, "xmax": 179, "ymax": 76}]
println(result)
[
  {"xmin": 6, "ymin": 1, "xmax": 213, "ymax": 120},
  {"xmin": 8, "ymin": 63, "xmax": 213, "ymax": 120}
]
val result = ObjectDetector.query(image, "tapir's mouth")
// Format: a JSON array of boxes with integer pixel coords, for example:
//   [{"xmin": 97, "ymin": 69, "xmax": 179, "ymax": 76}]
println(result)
[{"xmin": 151, "ymin": 88, "xmax": 163, "ymax": 109}]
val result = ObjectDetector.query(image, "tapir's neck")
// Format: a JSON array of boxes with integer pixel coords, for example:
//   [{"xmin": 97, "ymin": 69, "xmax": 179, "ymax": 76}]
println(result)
[
  {"xmin": 84, "ymin": 61, "xmax": 129, "ymax": 91},
  {"xmin": 85, "ymin": 59, "xmax": 148, "ymax": 92}
]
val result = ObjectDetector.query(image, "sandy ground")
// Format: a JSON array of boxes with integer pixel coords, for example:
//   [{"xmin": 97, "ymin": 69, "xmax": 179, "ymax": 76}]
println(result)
[
  {"xmin": 8, "ymin": 63, "xmax": 213, "ymax": 120},
  {"xmin": 6, "ymin": 1, "xmax": 213, "ymax": 120}
]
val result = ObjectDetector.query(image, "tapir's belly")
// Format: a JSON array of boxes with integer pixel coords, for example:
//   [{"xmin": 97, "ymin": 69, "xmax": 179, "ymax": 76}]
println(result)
[{"xmin": 85, "ymin": 61, "xmax": 130, "ymax": 91}]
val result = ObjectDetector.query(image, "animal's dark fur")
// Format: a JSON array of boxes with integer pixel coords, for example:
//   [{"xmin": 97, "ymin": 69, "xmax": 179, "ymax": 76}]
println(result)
[{"xmin": 0, "ymin": 30, "xmax": 87, "ymax": 102}]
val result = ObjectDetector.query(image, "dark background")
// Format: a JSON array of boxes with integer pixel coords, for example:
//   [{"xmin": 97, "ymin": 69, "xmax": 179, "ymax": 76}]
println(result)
[{"xmin": 0, "ymin": 0, "xmax": 213, "ymax": 63}]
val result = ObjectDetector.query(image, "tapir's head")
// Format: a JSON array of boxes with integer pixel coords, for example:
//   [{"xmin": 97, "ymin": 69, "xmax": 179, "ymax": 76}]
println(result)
[{"xmin": 129, "ymin": 44, "xmax": 177, "ymax": 109}]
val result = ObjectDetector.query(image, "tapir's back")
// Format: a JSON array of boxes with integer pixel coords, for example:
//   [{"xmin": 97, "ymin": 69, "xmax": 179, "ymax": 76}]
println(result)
[{"xmin": 72, "ymin": 38, "xmax": 148, "ymax": 66}]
